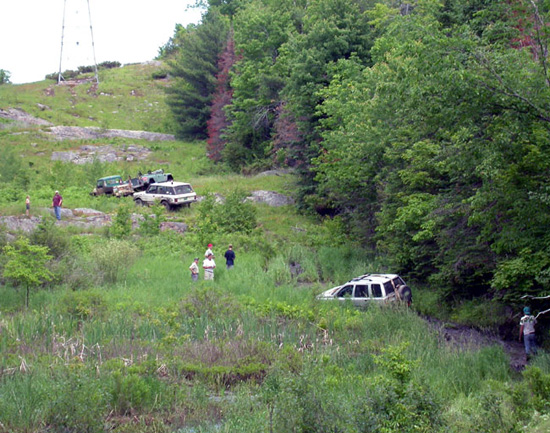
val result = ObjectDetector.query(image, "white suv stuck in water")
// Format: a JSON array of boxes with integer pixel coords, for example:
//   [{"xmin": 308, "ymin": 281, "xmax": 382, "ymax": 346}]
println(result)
[
  {"xmin": 317, "ymin": 274, "xmax": 412, "ymax": 307},
  {"xmin": 133, "ymin": 181, "xmax": 197, "ymax": 210}
]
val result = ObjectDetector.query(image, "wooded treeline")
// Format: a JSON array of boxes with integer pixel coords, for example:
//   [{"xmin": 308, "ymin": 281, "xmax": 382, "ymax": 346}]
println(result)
[{"xmin": 162, "ymin": 0, "xmax": 550, "ymax": 303}]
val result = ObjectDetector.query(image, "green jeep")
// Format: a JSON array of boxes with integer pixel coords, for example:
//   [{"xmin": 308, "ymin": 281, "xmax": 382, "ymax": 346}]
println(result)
[{"xmin": 91, "ymin": 175, "xmax": 124, "ymax": 196}]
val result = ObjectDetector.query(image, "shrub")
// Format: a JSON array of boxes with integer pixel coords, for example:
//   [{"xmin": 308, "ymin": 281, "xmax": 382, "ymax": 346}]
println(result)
[
  {"xmin": 59, "ymin": 289, "xmax": 107, "ymax": 320},
  {"xmin": 110, "ymin": 372, "xmax": 152, "ymax": 415},
  {"xmin": 109, "ymin": 204, "xmax": 132, "ymax": 239},
  {"xmin": 90, "ymin": 239, "xmax": 140, "ymax": 284},
  {"xmin": 53, "ymin": 253, "xmax": 98, "ymax": 290},
  {"xmin": 138, "ymin": 205, "xmax": 164, "ymax": 237},
  {"xmin": 217, "ymin": 190, "xmax": 257, "ymax": 234},
  {"xmin": 30, "ymin": 219, "xmax": 70, "ymax": 259},
  {"xmin": 180, "ymin": 285, "xmax": 242, "ymax": 319},
  {"xmin": 46, "ymin": 369, "xmax": 108, "ymax": 433}
]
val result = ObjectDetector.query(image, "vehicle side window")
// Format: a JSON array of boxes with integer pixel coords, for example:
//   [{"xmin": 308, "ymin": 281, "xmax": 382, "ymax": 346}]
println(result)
[
  {"xmin": 393, "ymin": 277, "xmax": 405, "ymax": 287},
  {"xmin": 383, "ymin": 281, "xmax": 394, "ymax": 294},
  {"xmin": 355, "ymin": 285, "xmax": 368, "ymax": 297},
  {"xmin": 166, "ymin": 188, "xmax": 174, "ymax": 195},
  {"xmin": 337, "ymin": 285, "xmax": 353, "ymax": 298},
  {"xmin": 371, "ymin": 284, "xmax": 383, "ymax": 298},
  {"xmin": 157, "ymin": 187, "xmax": 166, "ymax": 194},
  {"xmin": 148, "ymin": 185, "xmax": 158, "ymax": 194}
]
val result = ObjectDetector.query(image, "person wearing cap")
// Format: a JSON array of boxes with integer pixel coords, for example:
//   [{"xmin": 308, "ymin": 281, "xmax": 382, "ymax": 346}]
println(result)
[
  {"xmin": 202, "ymin": 253, "xmax": 216, "ymax": 280},
  {"xmin": 52, "ymin": 190, "xmax": 63, "ymax": 221},
  {"xmin": 189, "ymin": 257, "xmax": 200, "ymax": 281},
  {"xmin": 519, "ymin": 306, "xmax": 537, "ymax": 359},
  {"xmin": 204, "ymin": 243, "xmax": 214, "ymax": 258},
  {"xmin": 224, "ymin": 244, "xmax": 235, "ymax": 269}
]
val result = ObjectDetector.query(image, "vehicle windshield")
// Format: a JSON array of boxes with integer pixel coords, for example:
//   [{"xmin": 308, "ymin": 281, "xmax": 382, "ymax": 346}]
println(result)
[
  {"xmin": 337, "ymin": 285, "xmax": 353, "ymax": 297},
  {"xmin": 174, "ymin": 185, "xmax": 193, "ymax": 194}
]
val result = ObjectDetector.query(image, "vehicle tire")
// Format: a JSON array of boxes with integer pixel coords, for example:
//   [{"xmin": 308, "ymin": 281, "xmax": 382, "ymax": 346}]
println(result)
[
  {"xmin": 161, "ymin": 201, "xmax": 171, "ymax": 211},
  {"xmin": 135, "ymin": 199, "xmax": 143, "ymax": 206},
  {"xmin": 397, "ymin": 285, "xmax": 412, "ymax": 305}
]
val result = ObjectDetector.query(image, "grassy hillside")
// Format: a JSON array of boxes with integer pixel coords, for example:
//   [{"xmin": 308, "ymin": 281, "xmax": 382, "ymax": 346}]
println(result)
[
  {"xmin": 1, "ymin": 65, "xmax": 550, "ymax": 433},
  {"xmin": 0, "ymin": 63, "xmax": 171, "ymax": 131}
]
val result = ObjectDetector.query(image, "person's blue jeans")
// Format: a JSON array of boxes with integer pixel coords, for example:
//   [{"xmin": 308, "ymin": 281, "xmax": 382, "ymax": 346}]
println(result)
[
  {"xmin": 524, "ymin": 333, "xmax": 537, "ymax": 356},
  {"xmin": 54, "ymin": 206, "xmax": 61, "ymax": 220}
]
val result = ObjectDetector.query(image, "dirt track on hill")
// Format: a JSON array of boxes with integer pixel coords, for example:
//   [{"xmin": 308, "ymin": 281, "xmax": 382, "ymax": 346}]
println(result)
[{"xmin": 428, "ymin": 318, "xmax": 527, "ymax": 371}]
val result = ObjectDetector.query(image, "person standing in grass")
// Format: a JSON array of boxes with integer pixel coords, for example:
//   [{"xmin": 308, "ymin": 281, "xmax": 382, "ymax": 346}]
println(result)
[
  {"xmin": 204, "ymin": 243, "xmax": 214, "ymax": 258},
  {"xmin": 52, "ymin": 190, "xmax": 63, "ymax": 221},
  {"xmin": 25, "ymin": 195, "xmax": 30, "ymax": 217},
  {"xmin": 519, "ymin": 306, "xmax": 537, "ymax": 359},
  {"xmin": 189, "ymin": 257, "xmax": 200, "ymax": 282},
  {"xmin": 203, "ymin": 253, "xmax": 216, "ymax": 280},
  {"xmin": 224, "ymin": 244, "xmax": 235, "ymax": 269}
]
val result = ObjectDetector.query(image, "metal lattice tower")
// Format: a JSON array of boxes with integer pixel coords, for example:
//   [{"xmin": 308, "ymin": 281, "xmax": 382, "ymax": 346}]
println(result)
[{"xmin": 58, "ymin": 0, "xmax": 99, "ymax": 84}]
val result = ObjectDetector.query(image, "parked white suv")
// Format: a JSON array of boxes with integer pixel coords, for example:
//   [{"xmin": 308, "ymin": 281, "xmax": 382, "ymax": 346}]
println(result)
[
  {"xmin": 133, "ymin": 181, "xmax": 197, "ymax": 210},
  {"xmin": 317, "ymin": 274, "xmax": 412, "ymax": 307}
]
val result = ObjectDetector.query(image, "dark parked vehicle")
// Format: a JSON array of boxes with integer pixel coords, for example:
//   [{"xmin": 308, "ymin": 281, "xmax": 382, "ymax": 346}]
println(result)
[{"xmin": 91, "ymin": 175, "xmax": 123, "ymax": 196}]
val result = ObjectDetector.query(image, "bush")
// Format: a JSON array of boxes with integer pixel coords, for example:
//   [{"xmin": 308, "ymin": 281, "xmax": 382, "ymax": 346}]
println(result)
[
  {"xmin": 138, "ymin": 205, "xmax": 164, "ymax": 237},
  {"xmin": 109, "ymin": 204, "xmax": 132, "ymax": 239},
  {"xmin": 90, "ymin": 239, "xmax": 140, "ymax": 284},
  {"xmin": 30, "ymin": 219, "xmax": 70, "ymax": 259},
  {"xmin": 59, "ymin": 289, "xmax": 107, "ymax": 320},
  {"xmin": 46, "ymin": 369, "xmax": 108, "ymax": 433}
]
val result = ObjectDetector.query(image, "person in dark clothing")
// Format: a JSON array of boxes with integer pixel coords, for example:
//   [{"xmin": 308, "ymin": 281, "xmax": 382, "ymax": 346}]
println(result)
[{"xmin": 224, "ymin": 244, "xmax": 235, "ymax": 269}]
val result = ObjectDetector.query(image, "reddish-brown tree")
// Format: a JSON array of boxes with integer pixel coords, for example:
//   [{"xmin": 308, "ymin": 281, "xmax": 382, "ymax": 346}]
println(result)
[{"xmin": 207, "ymin": 29, "xmax": 238, "ymax": 161}]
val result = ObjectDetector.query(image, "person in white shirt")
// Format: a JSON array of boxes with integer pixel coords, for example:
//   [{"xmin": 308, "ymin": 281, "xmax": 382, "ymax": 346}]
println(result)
[{"xmin": 202, "ymin": 253, "xmax": 216, "ymax": 280}]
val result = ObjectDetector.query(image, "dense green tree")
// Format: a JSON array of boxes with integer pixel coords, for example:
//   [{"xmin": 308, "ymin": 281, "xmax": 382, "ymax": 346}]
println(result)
[
  {"xmin": 222, "ymin": 0, "xmax": 304, "ymax": 169},
  {"xmin": 279, "ymin": 0, "xmax": 375, "ymax": 209},
  {"xmin": 315, "ymin": 0, "xmax": 550, "ymax": 299},
  {"xmin": 165, "ymin": 10, "xmax": 229, "ymax": 139},
  {"xmin": 3, "ymin": 237, "xmax": 53, "ymax": 308}
]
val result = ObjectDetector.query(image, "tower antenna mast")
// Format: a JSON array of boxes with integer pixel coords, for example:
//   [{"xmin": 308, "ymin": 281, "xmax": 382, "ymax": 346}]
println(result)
[{"xmin": 58, "ymin": 0, "xmax": 99, "ymax": 84}]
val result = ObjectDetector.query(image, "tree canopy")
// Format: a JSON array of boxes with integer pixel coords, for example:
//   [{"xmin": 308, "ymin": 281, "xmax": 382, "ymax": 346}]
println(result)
[{"xmin": 162, "ymin": 0, "xmax": 550, "ymax": 302}]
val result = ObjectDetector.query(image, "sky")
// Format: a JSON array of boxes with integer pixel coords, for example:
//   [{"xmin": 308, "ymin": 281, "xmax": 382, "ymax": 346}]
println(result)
[{"xmin": 0, "ymin": 0, "xmax": 205, "ymax": 84}]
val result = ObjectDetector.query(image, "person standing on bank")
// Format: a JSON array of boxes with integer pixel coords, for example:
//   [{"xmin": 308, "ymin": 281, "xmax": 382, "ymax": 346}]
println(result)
[
  {"xmin": 189, "ymin": 257, "xmax": 200, "ymax": 281},
  {"xmin": 52, "ymin": 190, "xmax": 63, "ymax": 221},
  {"xmin": 519, "ymin": 306, "xmax": 537, "ymax": 359},
  {"xmin": 224, "ymin": 244, "xmax": 235, "ymax": 269},
  {"xmin": 203, "ymin": 253, "xmax": 216, "ymax": 280},
  {"xmin": 25, "ymin": 195, "xmax": 30, "ymax": 217}
]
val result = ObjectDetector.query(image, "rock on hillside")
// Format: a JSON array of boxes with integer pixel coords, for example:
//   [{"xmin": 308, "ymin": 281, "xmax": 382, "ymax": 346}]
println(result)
[
  {"xmin": 46, "ymin": 126, "xmax": 174, "ymax": 141},
  {"xmin": 51, "ymin": 144, "xmax": 152, "ymax": 164},
  {"xmin": 247, "ymin": 190, "xmax": 295, "ymax": 206},
  {"xmin": 0, "ymin": 108, "xmax": 52, "ymax": 126}
]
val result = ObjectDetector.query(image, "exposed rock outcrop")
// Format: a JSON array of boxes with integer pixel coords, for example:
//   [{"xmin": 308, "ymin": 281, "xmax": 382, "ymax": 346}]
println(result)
[
  {"xmin": 51, "ymin": 144, "xmax": 152, "ymax": 164},
  {"xmin": 247, "ymin": 190, "xmax": 295, "ymax": 207},
  {"xmin": 46, "ymin": 126, "xmax": 174, "ymax": 141}
]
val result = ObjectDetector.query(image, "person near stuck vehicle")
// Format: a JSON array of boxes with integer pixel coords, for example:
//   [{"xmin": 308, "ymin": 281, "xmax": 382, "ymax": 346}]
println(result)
[
  {"xmin": 224, "ymin": 244, "xmax": 235, "ymax": 269},
  {"xmin": 519, "ymin": 306, "xmax": 537, "ymax": 359},
  {"xmin": 189, "ymin": 257, "xmax": 200, "ymax": 282},
  {"xmin": 203, "ymin": 253, "xmax": 216, "ymax": 280}
]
